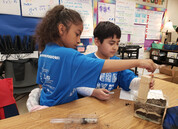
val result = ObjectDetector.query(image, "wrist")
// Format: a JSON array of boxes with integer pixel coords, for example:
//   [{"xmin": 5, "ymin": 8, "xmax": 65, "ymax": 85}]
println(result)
[{"xmin": 91, "ymin": 89, "xmax": 96, "ymax": 97}]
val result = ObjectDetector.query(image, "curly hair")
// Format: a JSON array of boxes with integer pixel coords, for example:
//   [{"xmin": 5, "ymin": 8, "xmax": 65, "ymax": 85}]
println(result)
[
  {"xmin": 35, "ymin": 5, "xmax": 83, "ymax": 51},
  {"xmin": 94, "ymin": 21, "xmax": 121, "ymax": 44},
  {"xmin": 176, "ymin": 27, "xmax": 178, "ymax": 33}
]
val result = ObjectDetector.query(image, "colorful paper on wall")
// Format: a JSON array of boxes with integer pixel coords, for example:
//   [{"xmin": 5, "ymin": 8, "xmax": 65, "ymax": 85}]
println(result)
[
  {"xmin": 21, "ymin": 0, "xmax": 59, "ymax": 17},
  {"xmin": 130, "ymin": 25, "xmax": 146, "ymax": 44},
  {"xmin": 0, "ymin": 0, "xmax": 21, "ymax": 15},
  {"xmin": 98, "ymin": 2, "xmax": 115, "ymax": 23},
  {"xmin": 61, "ymin": 0, "xmax": 93, "ymax": 38},
  {"xmin": 115, "ymin": 0, "xmax": 136, "ymax": 34},
  {"xmin": 146, "ymin": 10, "xmax": 163, "ymax": 40}
]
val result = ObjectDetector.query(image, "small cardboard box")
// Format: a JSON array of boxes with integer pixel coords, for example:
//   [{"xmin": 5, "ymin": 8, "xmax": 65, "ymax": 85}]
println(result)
[
  {"xmin": 154, "ymin": 73, "xmax": 172, "ymax": 82},
  {"xmin": 159, "ymin": 65, "xmax": 172, "ymax": 76},
  {"xmin": 172, "ymin": 66, "xmax": 178, "ymax": 84}
]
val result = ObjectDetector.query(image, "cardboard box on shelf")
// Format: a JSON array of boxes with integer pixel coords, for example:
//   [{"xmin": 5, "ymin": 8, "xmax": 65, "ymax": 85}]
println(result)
[
  {"xmin": 154, "ymin": 73, "xmax": 173, "ymax": 82},
  {"xmin": 159, "ymin": 65, "xmax": 173, "ymax": 76},
  {"xmin": 172, "ymin": 66, "xmax": 178, "ymax": 84}
]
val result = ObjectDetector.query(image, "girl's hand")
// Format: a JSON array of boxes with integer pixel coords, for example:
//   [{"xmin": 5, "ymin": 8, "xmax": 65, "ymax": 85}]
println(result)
[
  {"xmin": 91, "ymin": 89, "xmax": 110, "ymax": 100},
  {"xmin": 138, "ymin": 59, "xmax": 157, "ymax": 73},
  {"xmin": 149, "ymin": 74, "xmax": 155, "ymax": 89}
]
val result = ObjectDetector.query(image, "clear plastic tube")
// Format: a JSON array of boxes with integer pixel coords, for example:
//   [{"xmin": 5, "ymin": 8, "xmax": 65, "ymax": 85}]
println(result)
[{"xmin": 50, "ymin": 118, "xmax": 98, "ymax": 124}]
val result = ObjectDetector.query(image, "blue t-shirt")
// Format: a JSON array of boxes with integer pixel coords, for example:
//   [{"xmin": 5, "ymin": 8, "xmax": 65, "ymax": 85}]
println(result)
[
  {"xmin": 37, "ymin": 43, "xmax": 105, "ymax": 106},
  {"xmin": 86, "ymin": 53, "xmax": 137, "ymax": 91}
]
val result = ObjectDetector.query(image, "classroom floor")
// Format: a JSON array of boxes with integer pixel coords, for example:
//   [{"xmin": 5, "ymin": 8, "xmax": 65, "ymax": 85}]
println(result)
[{"xmin": 16, "ymin": 51, "xmax": 159, "ymax": 115}]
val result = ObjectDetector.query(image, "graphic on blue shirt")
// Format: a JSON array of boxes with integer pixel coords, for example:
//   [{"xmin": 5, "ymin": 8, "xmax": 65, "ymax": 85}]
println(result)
[
  {"xmin": 36, "ymin": 43, "xmax": 105, "ymax": 106},
  {"xmin": 86, "ymin": 53, "xmax": 137, "ymax": 91}
]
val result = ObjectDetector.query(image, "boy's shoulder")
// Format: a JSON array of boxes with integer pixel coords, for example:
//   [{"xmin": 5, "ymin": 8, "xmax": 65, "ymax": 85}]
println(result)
[
  {"xmin": 110, "ymin": 56, "xmax": 120, "ymax": 60},
  {"xmin": 86, "ymin": 53, "xmax": 96, "ymax": 58}
]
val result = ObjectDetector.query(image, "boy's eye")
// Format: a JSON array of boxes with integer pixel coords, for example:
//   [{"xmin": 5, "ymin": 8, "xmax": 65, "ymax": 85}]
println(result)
[
  {"xmin": 76, "ymin": 33, "xmax": 80, "ymax": 36},
  {"xmin": 110, "ymin": 42, "xmax": 114, "ymax": 45}
]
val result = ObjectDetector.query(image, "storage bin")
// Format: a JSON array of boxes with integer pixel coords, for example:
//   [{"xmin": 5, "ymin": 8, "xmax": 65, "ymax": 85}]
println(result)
[
  {"xmin": 152, "ymin": 43, "xmax": 164, "ymax": 49},
  {"xmin": 164, "ymin": 44, "xmax": 178, "ymax": 50}
]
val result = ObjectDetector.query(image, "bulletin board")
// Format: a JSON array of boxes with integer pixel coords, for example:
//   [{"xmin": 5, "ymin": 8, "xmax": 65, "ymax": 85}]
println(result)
[
  {"xmin": 93, "ymin": 0, "xmax": 167, "ymax": 50},
  {"xmin": 0, "ymin": 0, "xmax": 93, "ymax": 47},
  {"xmin": 0, "ymin": 0, "xmax": 167, "ymax": 49}
]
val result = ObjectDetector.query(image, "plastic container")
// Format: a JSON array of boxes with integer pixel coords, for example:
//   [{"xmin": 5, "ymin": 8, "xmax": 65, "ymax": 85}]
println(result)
[
  {"xmin": 134, "ymin": 96, "xmax": 168, "ymax": 124},
  {"xmin": 152, "ymin": 43, "xmax": 164, "ymax": 49},
  {"xmin": 164, "ymin": 44, "xmax": 178, "ymax": 50}
]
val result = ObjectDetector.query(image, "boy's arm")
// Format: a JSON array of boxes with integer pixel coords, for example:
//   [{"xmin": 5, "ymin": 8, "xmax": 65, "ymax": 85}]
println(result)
[
  {"xmin": 76, "ymin": 87, "xmax": 110, "ymax": 100},
  {"xmin": 76, "ymin": 87, "xmax": 94, "ymax": 96},
  {"xmin": 102, "ymin": 59, "xmax": 157, "ymax": 73}
]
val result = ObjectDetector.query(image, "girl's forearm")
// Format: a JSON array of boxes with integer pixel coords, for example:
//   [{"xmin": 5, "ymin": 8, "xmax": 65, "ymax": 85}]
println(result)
[{"xmin": 101, "ymin": 59, "xmax": 156, "ymax": 73}]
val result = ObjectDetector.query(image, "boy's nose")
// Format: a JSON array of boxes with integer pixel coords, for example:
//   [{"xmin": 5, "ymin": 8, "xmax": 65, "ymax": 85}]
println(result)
[
  {"xmin": 113, "ymin": 45, "xmax": 118, "ymax": 50},
  {"xmin": 77, "ymin": 38, "xmax": 81, "ymax": 43}
]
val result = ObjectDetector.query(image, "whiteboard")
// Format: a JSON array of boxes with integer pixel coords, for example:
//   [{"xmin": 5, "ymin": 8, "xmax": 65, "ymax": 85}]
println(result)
[
  {"xmin": 0, "ymin": 0, "xmax": 20, "ymax": 15},
  {"xmin": 21, "ymin": 0, "xmax": 59, "ymax": 17},
  {"xmin": 98, "ymin": 2, "xmax": 115, "ymax": 23},
  {"xmin": 115, "ymin": 0, "xmax": 136, "ymax": 34},
  {"xmin": 60, "ymin": 0, "xmax": 93, "ymax": 38}
]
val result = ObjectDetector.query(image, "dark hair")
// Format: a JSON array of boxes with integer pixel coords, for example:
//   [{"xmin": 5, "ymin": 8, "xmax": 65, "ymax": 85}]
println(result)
[
  {"xmin": 94, "ymin": 21, "xmax": 121, "ymax": 43},
  {"xmin": 176, "ymin": 27, "xmax": 178, "ymax": 33},
  {"xmin": 35, "ymin": 5, "xmax": 83, "ymax": 51}
]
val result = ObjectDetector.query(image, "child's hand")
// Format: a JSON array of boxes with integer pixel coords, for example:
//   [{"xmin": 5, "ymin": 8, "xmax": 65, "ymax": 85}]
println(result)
[
  {"xmin": 138, "ymin": 59, "xmax": 157, "ymax": 73},
  {"xmin": 91, "ymin": 89, "xmax": 110, "ymax": 100},
  {"xmin": 149, "ymin": 74, "xmax": 155, "ymax": 89}
]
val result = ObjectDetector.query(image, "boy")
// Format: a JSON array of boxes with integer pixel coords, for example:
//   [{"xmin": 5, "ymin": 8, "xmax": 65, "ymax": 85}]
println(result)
[{"xmin": 77, "ymin": 21, "xmax": 154, "ymax": 100}]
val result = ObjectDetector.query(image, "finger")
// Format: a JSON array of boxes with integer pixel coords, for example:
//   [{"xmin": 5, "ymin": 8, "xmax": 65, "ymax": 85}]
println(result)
[{"xmin": 103, "ymin": 89, "xmax": 110, "ymax": 93}]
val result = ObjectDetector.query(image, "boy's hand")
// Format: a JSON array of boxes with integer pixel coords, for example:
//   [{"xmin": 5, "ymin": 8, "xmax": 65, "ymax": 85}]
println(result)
[
  {"xmin": 149, "ymin": 74, "xmax": 155, "ymax": 89},
  {"xmin": 91, "ymin": 89, "xmax": 110, "ymax": 100}
]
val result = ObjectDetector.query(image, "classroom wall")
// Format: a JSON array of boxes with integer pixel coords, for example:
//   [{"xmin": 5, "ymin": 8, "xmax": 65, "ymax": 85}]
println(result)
[
  {"xmin": 166, "ymin": 0, "xmax": 178, "ymax": 42},
  {"xmin": 0, "ymin": 0, "xmax": 171, "ymax": 49}
]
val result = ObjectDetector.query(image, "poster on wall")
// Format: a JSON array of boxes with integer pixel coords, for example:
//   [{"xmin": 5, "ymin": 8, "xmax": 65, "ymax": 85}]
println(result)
[
  {"xmin": 98, "ymin": 2, "xmax": 115, "ymax": 23},
  {"xmin": 135, "ymin": 8, "xmax": 147, "ymax": 24},
  {"xmin": 0, "ymin": 0, "xmax": 21, "ymax": 15},
  {"xmin": 21, "ymin": 0, "xmax": 59, "ymax": 17},
  {"xmin": 115, "ymin": 0, "xmax": 136, "ymax": 34},
  {"xmin": 135, "ymin": 0, "xmax": 167, "ymax": 8},
  {"xmin": 60, "ymin": 0, "xmax": 93, "ymax": 38},
  {"xmin": 145, "ymin": 10, "xmax": 163, "ymax": 40},
  {"xmin": 130, "ymin": 25, "xmax": 146, "ymax": 44}
]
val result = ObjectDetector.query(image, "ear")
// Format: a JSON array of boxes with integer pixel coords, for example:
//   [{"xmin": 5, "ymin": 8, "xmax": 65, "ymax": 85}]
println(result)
[
  {"xmin": 94, "ymin": 37, "xmax": 101, "ymax": 47},
  {"xmin": 58, "ymin": 24, "xmax": 66, "ymax": 35}
]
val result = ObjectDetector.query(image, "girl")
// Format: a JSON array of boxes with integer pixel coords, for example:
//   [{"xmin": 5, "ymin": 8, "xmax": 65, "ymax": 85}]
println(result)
[{"xmin": 34, "ymin": 5, "xmax": 157, "ymax": 107}]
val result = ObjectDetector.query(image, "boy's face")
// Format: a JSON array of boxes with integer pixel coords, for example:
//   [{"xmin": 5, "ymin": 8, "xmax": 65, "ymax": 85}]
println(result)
[
  {"xmin": 96, "ymin": 35, "xmax": 120, "ymax": 59},
  {"xmin": 58, "ymin": 23, "xmax": 83, "ymax": 49}
]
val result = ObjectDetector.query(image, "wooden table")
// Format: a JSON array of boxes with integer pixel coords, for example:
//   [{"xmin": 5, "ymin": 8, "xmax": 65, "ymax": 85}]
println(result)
[{"xmin": 0, "ymin": 79, "xmax": 177, "ymax": 129}]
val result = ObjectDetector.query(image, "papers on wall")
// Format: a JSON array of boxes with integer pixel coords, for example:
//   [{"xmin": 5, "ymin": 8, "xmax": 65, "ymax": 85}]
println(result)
[
  {"xmin": 0, "ymin": 0, "xmax": 20, "ymax": 15},
  {"xmin": 135, "ymin": 8, "xmax": 147, "ymax": 24},
  {"xmin": 130, "ymin": 25, "xmax": 146, "ymax": 44},
  {"xmin": 120, "ymin": 34, "xmax": 128, "ymax": 44},
  {"xmin": 21, "ymin": 0, "xmax": 59, "ymax": 17},
  {"xmin": 98, "ymin": 2, "xmax": 115, "ymax": 23},
  {"xmin": 145, "ymin": 10, "xmax": 163, "ymax": 40},
  {"xmin": 61, "ymin": 0, "xmax": 93, "ymax": 38},
  {"xmin": 115, "ymin": 0, "xmax": 136, "ymax": 34}
]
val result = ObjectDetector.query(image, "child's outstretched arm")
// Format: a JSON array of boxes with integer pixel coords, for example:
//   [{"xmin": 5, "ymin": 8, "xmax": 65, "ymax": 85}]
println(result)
[{"xmin": 102, "ymin": 59, "xmax": 156, "ymax": 73}]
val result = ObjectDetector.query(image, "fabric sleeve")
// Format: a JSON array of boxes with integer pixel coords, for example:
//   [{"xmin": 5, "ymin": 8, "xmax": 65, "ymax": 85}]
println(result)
[
  {"xmin": 71, "ymin": 53, "xmax": 105, "ymax": 88},
  {"xmin": 76, "ymin": 87, "xmax": 94, "ymax": 96},
  {"xmin": 117, "ymin": 69, "xmax": 137, "ymax": 91},
  {"xmin": 129, "ymin": 77, "xmax": 141, "ymax": 90}
]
